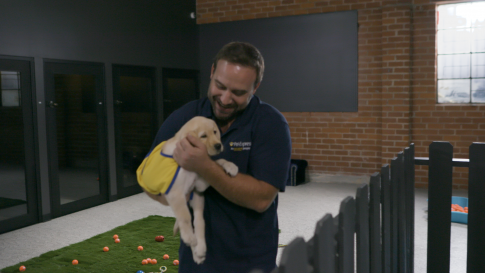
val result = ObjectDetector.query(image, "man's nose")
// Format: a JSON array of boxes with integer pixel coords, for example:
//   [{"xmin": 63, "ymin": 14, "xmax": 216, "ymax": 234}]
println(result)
[{"xmin": 220, "ymin": 91, "xmax": 232, "ymax": 105}]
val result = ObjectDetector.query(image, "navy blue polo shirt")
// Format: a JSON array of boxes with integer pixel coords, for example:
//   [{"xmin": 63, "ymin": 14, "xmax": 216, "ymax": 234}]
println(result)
[{"xmin": 150, "ymin": 95, "xmax": 291, "ymax": 273}]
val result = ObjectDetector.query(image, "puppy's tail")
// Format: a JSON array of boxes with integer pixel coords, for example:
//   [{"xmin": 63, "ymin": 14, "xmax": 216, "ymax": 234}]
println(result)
[{"xmin": 173, "ymin": 219, "xmax": 180, "ymax": 236}]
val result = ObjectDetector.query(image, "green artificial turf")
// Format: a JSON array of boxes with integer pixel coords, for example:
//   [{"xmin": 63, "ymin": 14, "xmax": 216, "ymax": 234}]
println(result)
[{"xmin": 0, "ymin": 215, "xmax": 181, "ymax": 273}]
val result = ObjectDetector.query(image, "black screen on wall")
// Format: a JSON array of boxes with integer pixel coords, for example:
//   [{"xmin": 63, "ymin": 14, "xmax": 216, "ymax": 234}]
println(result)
[{"xmin": 199, "ymin": 10, "xmax": 358, "ymax": 112}]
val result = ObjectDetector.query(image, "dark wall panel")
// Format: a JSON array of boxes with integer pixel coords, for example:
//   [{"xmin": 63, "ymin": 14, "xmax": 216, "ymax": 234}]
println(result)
[
  {"xmin": 0, "ymin": 0, "xmax": 197, "ymax": 68},
  {"xmin": 199, "ymin": 10, "xmax": 358, "ymax": 112}
]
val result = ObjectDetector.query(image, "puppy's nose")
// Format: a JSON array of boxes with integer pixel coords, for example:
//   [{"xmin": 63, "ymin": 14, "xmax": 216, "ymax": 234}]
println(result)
[{"xmin": 214, "ymin": 143, "xmax": 222, "ymax": 151}]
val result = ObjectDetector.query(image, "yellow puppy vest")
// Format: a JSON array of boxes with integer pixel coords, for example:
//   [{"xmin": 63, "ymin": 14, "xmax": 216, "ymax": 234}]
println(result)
[{"xmin": 136, "ymin": 141, "xmax": 181, "ymax": 195}]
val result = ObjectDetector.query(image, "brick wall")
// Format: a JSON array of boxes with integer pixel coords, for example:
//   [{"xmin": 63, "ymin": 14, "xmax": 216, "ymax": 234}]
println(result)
[{"xmin": 196, "ymin": 0, "xmax": 485, "ymax": 189}]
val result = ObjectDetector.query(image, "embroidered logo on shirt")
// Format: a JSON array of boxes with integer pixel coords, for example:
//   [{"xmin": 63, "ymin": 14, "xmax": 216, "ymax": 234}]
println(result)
[{"xmin": 230, "ymin": 141, "xmax": 251, "ymax": 151}]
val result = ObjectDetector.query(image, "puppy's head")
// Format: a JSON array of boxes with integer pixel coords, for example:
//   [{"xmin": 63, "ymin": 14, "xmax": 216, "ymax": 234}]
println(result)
[{"xmin": 175, "ymin": 116, "xmax": 223, "ymax": 156}]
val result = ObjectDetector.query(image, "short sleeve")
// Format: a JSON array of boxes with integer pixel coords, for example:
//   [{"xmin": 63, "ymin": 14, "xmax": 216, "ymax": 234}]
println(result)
[{"xmin": 247, "ymin": 108, "xmax": 291, "ymax": 192}]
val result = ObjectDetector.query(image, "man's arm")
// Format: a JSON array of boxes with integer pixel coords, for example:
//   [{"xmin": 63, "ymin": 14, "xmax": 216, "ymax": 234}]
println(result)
[{"xmin": 173, "ymin": 135, "xmax": 279, "ymax": 213}]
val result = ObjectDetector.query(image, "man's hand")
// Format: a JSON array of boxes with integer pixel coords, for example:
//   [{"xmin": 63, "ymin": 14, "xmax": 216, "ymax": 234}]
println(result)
[{"xmin": 173, "ymin": 134, "xmax": 211, "ymax": 173}]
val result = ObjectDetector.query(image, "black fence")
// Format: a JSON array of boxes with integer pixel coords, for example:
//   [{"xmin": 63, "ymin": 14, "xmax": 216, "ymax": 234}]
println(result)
[{"xmin": 251, "ymin": 141, "xmax": 485, "ymax": 273}]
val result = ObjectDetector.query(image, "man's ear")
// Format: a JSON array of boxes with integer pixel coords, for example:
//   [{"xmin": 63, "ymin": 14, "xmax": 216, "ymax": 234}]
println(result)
[
  {"xmin": 210, "ymin": 64, "xmax": 215, "ymax": 79},
  {"xmin": 252, "ymin": 82, "xmax": 261, "ymax": 95}
]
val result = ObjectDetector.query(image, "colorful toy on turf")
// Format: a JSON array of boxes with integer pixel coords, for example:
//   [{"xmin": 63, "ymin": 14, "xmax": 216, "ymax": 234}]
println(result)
[{"xmin": 137, "ymin": 117, "xmax": 238, "ymax": 264}]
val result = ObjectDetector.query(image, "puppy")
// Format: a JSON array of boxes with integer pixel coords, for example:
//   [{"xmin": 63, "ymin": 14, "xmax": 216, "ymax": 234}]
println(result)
[{"xmin": 136, "ymin": 116, "xmax": 238, "ymax": 264}]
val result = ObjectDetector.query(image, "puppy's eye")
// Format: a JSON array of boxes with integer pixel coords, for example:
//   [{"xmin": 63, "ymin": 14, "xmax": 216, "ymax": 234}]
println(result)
[
  {"xmin": 201, "ymin": 134, "xmax": 207, "ymax": 138},
  {"xmin": 214, "ymin": 130, "xmax": 217, "ymax": 134}
]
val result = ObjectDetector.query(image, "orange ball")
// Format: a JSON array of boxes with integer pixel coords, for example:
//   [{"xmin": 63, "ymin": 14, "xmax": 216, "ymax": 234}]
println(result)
[
  {"xmin": 151, "ymin": 259, "xmax": 157, "ymax": 264},
  {"xmin": 103, "ymin": 246, "xmax": 109, "ymax": 252},
  {"xmin": 113, "ymin": 234, "xmax": 119, "ymax": 239},
  {"xmin": 137, "ymin": 246, "xmax": 143, "ymax": 251},
  {"xmin": 114, "ymin": 238, "xmax": 120, "ymax": 243},
  {"xmin": 19, "ymin": 265, "xmax": 26, "ymax": 272},
  {"xmin": 72, "ymin": 260, "xmax": 79, "ymax": 265},
  {"xmin": 173, "ymin": 259, "xmax": 179, "ymax": 266},
  {"xmin": 163, "ymin": 254, "xmax": 169, "ymax": 260},
  {"xmin": 142, "ymin": 259, "xmax": 148, "ymax": 265},
  {"xmin": 146, "ymin": 258, "xmax": 152, "ymax": 263}
]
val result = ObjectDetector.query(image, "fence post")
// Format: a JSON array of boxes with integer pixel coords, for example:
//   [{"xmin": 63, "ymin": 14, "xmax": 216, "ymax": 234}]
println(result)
[
  {"xmin": 404, "ymin": 145, "xmax": 415, "ymax": 273},
  {"xmin": 467, "ymin": 143, "xmax": 485, "ymax": 272},
  {"xmin": 396, "ymin": 152, "xmax": 408, "ymax": 273},
  {"xmin": 390, "ymin": 156, "xmax": 401, "ymax": 273},
  {"xmin": 356, "ymin": 184, "xmax": 370, "ymax": 273},
  {"xmin": 381, "ymin": 164, "xmax": 391, "ymax": 273},
  {"xmin": 311, "ymin": 214, "xmax": 336, "ymax": 273},
  {"xmin": 337, "ymin": 196, "xmax": 356, "ymax": 273},
  {"xmin": 278, "ymin": 237, "xmax": 310, "ymax": 273},
  {"xmin": 369, "ymin": 172, "xmax": 382, "ymax": 273},
  {"xmin": 427, "ymin": 141, "xmax": 453, "ymax": 273}
]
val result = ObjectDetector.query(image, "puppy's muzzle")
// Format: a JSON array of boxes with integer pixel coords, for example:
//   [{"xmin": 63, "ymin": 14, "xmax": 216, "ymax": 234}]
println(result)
[{"xmin": 214, "ymin": 143, "xmax": 222, "ymax": 152}]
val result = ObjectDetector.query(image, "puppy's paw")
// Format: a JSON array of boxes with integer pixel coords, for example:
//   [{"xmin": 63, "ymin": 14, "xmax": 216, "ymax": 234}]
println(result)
[
  {"xmin": 216, "ymin": 159, "xmax": 238, "ymax": 177},
  {"xmin": 180, "ymin": 231, "xmax": 197, "ymax": 247},
  {"xmin": 192, "ymin": 243, "xmax": 207, "ymax": 264}
]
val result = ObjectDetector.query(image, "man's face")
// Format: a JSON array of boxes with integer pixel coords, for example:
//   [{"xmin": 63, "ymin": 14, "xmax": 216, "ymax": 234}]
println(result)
[{"xmin": 208, "ymin": 60, "xmax": 260, "ymax": 123}]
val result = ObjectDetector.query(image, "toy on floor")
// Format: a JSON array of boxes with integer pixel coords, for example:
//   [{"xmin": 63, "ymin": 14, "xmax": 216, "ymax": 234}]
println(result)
[
  {"xmin": 138, "ymin": 246, "xmax": 143, "ymax": 251},
  {"xmin": 19, "ymin": 265, "xmax": 26, "ymax": 272},
  {"xmin": 451, "ymin": 204, "xmax": 468, "ymax": 213},
  {"xmin": 163, "ymin": 254, "xmax": 169, "ymax": 260},
  {"xmin": 173, "ymin": 259, "xmax": 179, "ymax": 265},
  {"xmin": 155, "ymin": 235, "xmax": 165, "ymax": 242},
  {"xmin": 72, "ymin": 259, "xmax": 78, "ymax": 265},
  {"xmin": 103, "ymin": 246, "xmax": 109, "ymax": 252},
  {"xmin": 451, "ymin": 196, "xmax": 469, "ymax": 224}
]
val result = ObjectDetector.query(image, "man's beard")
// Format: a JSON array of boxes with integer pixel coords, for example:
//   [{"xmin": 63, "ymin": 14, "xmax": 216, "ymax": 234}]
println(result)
[{"xmin": 210, "ymin": 96, "xmax": 248, "ymax": 128}]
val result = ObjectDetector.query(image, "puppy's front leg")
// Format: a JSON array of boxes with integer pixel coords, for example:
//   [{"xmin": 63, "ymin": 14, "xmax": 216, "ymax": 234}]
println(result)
[{"xmin": 189, "ymin": 191, "xmax": 206, "ymax": 264}]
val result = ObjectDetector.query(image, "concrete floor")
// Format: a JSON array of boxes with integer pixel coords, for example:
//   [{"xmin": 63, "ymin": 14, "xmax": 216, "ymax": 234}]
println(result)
[{"xmin": 0, "ymin": 182, "xmax": 469, "ymax": 272}]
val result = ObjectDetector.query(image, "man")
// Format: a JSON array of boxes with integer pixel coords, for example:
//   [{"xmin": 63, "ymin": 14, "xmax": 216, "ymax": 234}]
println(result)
[{"xmin": 150, "ymin": 42, "xmax": 291, "ymax": 273}]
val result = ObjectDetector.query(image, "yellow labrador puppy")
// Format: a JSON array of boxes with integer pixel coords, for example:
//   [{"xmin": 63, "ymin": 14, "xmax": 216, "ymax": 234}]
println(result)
[{"xmin": 136, "ymin": 116, "xmax": 238, "ymax": 264}]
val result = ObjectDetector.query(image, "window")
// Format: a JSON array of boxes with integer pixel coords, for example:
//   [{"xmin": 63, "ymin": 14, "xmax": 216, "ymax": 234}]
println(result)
[
  {"xmin": 437, "ymin": 2, "xmax": 485, "ymax": 103},
  {"xmin": 1, "ymin": 71, "xmax": 21, "ymax": 107}
]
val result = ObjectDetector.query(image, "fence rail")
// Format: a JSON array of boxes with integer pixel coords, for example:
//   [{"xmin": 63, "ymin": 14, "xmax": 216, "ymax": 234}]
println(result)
[{"xmin": 250, "ymin": 141, "xmax": 485, "ymax": 273}]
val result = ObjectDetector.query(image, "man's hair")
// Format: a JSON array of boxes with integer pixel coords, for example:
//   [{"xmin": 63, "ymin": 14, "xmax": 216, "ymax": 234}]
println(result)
[{"xmin": 213, "ymin": 42, "xmax": 265, "ymax": 87}]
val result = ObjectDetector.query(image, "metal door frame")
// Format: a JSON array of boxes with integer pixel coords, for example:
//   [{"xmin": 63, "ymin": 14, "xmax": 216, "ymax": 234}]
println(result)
[
  {"xmin": 44, "ymin": 59, "xmax": 109, "ymax": 218},
  {"xmin": 0, "ymin": 55, "xmax": 40, "ymax": 234},
  {"xmin": 112, "ymin": 64, "xmax": 157, "ymax": 199}
]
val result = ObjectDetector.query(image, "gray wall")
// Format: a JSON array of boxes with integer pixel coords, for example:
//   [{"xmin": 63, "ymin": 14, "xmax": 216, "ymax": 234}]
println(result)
[
  {"xmin": 199, "ymin": 11, "xmax": 358, "ymax": 112},
  {"xmin": 0, "ymin": 0, "xmax": 198, "ymax": 218}
]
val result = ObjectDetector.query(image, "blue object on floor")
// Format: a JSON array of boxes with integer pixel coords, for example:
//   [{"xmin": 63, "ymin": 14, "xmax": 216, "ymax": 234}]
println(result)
[{"xmin": 451, "ymin": 196, "xmax": 468, "ymax": 224}]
